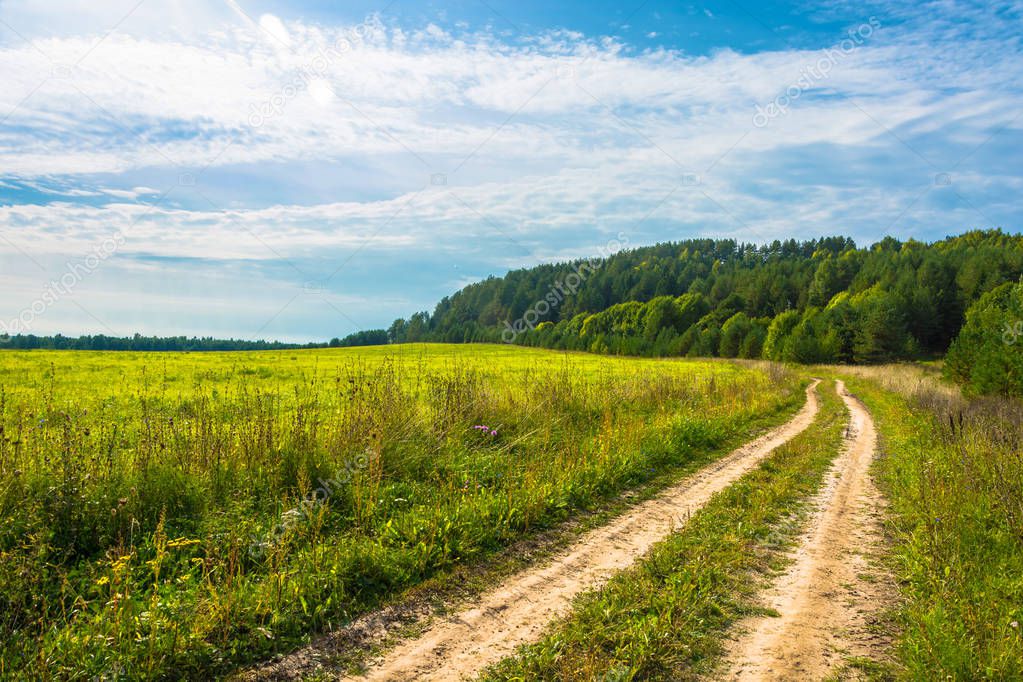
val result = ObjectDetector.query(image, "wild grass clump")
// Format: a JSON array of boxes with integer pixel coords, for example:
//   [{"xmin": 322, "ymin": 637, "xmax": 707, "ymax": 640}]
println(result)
[{"xmin": 0, "ymin": 345, "xmax": 801, "ymax": 679}]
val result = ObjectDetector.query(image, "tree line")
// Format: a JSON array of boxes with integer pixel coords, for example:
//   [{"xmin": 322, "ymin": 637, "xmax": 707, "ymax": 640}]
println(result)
[{"xmin": 387, "ymin": 230, "xmax": 1023, "ymax": 392}]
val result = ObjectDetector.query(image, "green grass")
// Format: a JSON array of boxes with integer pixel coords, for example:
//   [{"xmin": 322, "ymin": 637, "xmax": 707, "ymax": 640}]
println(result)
[
  {"xmin": 0, "ymin": 345, "xmax": 802, "ymax": 679},
  {"xmin": 480, "ymin": 379, "xmax": 848, "ymax": 681},
  {"xmin": 843, "ymin": 366, "xmax": 1023, "ymax": 680}
]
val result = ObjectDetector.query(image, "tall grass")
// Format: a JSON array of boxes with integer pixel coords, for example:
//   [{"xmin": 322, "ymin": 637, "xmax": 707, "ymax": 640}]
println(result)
[
  {"xmin": 843, "ymin": 365, "xmax": 1023, "ymax": 679},
  {"xmin": 0, "ymin": 346, "xmax": 800, "ymax": 679}
]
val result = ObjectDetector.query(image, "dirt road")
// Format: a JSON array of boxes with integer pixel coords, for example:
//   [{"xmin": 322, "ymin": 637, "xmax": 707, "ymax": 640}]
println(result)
[
  {"xmin": 316, "ymin": 381, "xmax": 821, "ymax": 681},
  {"xmin": 721, "ymin": 379, "xmax": 893, "ymax": 680}
]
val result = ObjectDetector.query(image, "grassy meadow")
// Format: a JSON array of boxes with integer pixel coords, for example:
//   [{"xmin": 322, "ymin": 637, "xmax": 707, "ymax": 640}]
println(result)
[
  {"xmin": 841, "ymin": 365, "xmax": 1023, "ymax": 679},
  {"xmin": 0, "ymin": 344, "xmax": 802, "ymax": 679}
]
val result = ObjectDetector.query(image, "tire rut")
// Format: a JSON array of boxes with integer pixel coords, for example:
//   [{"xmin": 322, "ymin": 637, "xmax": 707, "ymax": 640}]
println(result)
[{"xmin": 720, "ymin": 379, "xmax": 894, "ymax": 681}]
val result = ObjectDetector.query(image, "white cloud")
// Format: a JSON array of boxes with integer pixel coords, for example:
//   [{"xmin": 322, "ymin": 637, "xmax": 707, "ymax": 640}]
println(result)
[
  {"xmin": 0, "ymin": 2, "xmax": 1020, "ymax": 337},
  {"xmin": 0, "ymin": 11, "xmax": 1017, "ymax": 184}
]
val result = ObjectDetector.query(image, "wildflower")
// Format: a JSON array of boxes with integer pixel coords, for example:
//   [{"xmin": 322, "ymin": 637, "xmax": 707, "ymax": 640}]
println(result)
[
  {"xmin": 489, "ymin": 429, "xmax": 498, "ymax": 436},
  {"xmin": 1012, "ymin": 621, "xmax": 1019, "ymax": 629},
  {"xmin": 111, "ymin": 554, "xmax": 132, "ymax": 571}
]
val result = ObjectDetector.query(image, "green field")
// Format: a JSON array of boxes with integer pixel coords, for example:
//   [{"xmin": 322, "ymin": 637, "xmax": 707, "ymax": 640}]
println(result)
[
  {"xmin": 842, "ymin": 365, "xmax": 1023, "ymax": 679},
  {"xmin": 0, "ymin": 344, "xmax": 802, "ymax": 679},
  {"xmin": 6, "ymin": 346, "xmax": 1021, "ymax": 680}
]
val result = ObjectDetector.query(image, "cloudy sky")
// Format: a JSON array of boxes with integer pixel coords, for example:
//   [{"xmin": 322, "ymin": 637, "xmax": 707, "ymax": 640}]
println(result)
[{"xmin": 0, "ymin": 0, "xmax": 1020, "ymax": 342}]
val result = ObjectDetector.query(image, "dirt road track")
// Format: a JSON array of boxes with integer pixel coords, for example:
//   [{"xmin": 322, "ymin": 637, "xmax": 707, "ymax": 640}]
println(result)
[
  {"xmin": 721, "ymin": 379, "xmax": 893, "ymax": 680},
  {"xmin": 321, "ymin": 381, "xmax": 821, "ymax": 681}
]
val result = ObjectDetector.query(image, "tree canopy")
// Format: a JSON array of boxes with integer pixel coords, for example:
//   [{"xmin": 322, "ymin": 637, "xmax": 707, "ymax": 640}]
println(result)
[{"xmin": 388, "ymin": 230, "xmax": 1023, "ymax": 372}]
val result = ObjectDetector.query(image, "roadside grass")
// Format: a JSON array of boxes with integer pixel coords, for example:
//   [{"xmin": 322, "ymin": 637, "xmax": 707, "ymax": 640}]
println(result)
[
  {"xmin": 842, "ymin": 365, "xmax": 1023, "ymax": 680},
  {"xmin": 0, "ymin": 345, "xmax": 801, "ymax": 679},
  {"xmin": 246, "ymin": 381, "xmax": 811, "ymax": 680},
  {"xmin": 481, "ymin": 379, "xmax": 848, "ymax": 681}
]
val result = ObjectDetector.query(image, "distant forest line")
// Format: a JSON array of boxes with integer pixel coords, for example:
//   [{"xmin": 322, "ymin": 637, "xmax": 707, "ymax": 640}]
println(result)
[{"xmin": 0, "ymin": 330, "xmax": 388, "ymax": 352}]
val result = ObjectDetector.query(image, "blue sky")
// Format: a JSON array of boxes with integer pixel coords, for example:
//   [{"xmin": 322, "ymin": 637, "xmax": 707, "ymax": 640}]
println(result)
[{"xmin": 0, "ymin": 0, "xmax": 1020, "ymax": 342}]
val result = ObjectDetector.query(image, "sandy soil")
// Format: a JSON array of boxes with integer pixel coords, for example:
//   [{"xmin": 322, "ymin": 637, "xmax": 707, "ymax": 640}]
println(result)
[
  {"xmin": 720, "ymin": 380, "xmax": 894, "ymax": 681},
  {"xmin": 305, "ymin": 381, "xmax": 821, "ymax": 681}
]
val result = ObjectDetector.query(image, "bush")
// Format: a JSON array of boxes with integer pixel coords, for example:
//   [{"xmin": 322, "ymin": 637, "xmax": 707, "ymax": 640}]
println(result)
[{"xmin": 945, "ymin": 279, "xmax": 1023, "ymax": 396}]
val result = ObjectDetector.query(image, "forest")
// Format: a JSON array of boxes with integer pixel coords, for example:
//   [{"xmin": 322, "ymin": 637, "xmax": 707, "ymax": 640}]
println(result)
[{"xmin": 387, "ymin": 230, "xmax": 1023, "ymax": 394}]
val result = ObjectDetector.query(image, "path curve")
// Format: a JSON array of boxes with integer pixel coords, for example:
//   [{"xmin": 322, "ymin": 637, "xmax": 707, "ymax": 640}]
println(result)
[
  {"xmin": 721, "ymin": 379, "xmax": 892, "ymax": 680},
  {"xmin": 340, "ymin": 381, "xmax": 821, "ymax": 681}
]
